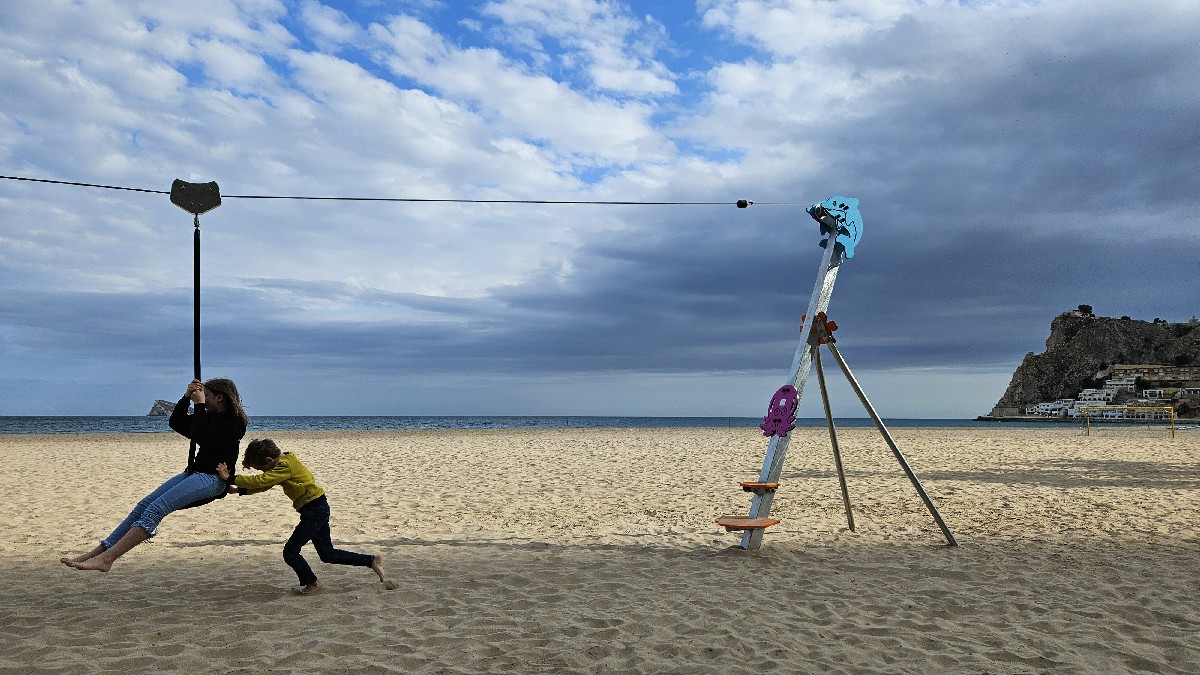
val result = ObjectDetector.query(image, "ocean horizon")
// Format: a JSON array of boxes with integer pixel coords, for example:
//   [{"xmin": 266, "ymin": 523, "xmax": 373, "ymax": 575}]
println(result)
[{"xmin": 1, "ymin": 415, "xmax": 1068, "ymax": 435}]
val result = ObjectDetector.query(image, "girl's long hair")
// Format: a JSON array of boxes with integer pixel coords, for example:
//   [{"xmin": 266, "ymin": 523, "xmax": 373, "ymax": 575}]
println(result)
[{"xmin": 203, "ymin": 377, "xmax": 249, "ymax": 426}]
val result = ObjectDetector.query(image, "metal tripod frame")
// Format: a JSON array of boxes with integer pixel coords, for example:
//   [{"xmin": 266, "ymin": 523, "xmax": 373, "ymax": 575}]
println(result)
[{"xmin": 733, "ymin": 197, "xmax": 956, "ymax": 550}]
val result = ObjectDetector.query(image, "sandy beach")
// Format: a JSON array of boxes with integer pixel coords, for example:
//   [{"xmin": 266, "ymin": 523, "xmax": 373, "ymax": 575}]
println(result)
[{"xmin": 2, "ymin": 425, "xmax": 1197, "ymax": 673}]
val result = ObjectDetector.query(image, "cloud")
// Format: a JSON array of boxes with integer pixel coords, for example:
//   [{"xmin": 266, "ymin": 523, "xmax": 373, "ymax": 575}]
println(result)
[
  {"xmin": 481, "ymin": 0, "xmax": 678, "ymax": 96},
  {"xmin": 368, "ymin": 14, "xmax": 673, "ymax": 166},
  {"xmin": 2, "ymin": 0, "xmax": 1198, "ymax": 417},
  {"xmin": 298, "ymin": 0, "xmax": 363, "ymax": 52}
]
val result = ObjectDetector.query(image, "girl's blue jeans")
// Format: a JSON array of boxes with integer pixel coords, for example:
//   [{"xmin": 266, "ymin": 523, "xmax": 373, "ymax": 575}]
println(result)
[
  {"xmin": 102, "ymin": 471, "xmax": 224, "ymax": 548},
  {"xmin": 284, "ymin": 495, "xmax": 373, "ymax": 586}
]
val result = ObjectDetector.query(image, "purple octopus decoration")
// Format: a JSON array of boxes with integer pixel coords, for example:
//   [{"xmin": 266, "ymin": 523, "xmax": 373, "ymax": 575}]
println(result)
[{"xmin": 760, "ymin": 385, "xmax": 799, "ymax": 437}]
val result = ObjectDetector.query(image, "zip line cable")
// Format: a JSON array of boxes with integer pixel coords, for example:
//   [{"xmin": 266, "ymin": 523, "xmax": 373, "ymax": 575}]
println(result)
[
  {"xmin": 2, "ymin": 175, "xmax": 170, "ymax": 196},
  {"xmin": 1, "ymin": 174, "xmax": 804, "ymax": 207}
]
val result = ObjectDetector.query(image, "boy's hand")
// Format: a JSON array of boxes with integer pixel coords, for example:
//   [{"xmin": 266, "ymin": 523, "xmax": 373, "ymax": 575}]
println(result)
[{"xmin": 215, "ymin": 462, "xmax": 230, "ymax": 480}]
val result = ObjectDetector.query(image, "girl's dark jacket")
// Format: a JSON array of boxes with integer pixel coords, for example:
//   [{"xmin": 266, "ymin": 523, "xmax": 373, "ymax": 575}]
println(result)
[{"xmin": 169, "ymin": 397, "xmax": 246, "ymax": 476}]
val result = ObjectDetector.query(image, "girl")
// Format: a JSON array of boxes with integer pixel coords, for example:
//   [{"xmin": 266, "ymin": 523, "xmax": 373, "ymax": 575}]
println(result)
[{"xmin": 62, "ymin": 377, "xmax": 248, "ymax": 572}]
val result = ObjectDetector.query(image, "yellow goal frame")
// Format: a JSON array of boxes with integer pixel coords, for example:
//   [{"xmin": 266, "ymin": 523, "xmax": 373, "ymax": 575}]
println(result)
[{"xmin": 1082, "ymin": 406, "xmax": 1176, "ymax": 438}]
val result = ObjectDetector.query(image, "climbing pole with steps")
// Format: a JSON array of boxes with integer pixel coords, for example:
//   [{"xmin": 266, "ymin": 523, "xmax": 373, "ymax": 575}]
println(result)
[{"xmin": 717, "ymin": 197, "xmax": 957, "ymax": 550}]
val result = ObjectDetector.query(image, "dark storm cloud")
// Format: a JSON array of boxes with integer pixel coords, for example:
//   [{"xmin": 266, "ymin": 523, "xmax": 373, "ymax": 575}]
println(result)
[
  {"xmin": 8, "ymin": 193, "xmax": 1193, "ymax": 389},
  {"xmin": 836, "ymin": 11, "xmax": 1200, "ymax": 222}
]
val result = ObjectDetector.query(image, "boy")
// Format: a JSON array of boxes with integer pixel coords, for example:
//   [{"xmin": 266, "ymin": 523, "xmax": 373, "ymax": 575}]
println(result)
[{"xmin": 217, "ymin": 438, "xmax": 392, "ymax": 594}]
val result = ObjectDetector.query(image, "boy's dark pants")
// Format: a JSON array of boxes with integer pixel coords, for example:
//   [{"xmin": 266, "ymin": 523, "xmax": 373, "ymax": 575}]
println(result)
[{"xmin": 284, "ymin": 495, "xmax": 373, "ymax": 586}]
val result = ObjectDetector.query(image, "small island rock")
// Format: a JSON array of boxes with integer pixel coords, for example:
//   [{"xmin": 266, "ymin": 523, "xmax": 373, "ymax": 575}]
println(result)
[{"xmin": 147, "ymin": 399, "xmax": 176, "ymax": 416}]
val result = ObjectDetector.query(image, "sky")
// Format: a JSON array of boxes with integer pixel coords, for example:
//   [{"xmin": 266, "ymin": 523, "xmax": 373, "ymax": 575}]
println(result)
[{"xmin": 2, "ymin": 0, "xmax": 1198, "ymax": 418}]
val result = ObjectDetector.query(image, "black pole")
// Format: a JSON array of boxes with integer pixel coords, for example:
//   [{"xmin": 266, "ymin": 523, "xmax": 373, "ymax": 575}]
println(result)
[
  {"xmin": 188, "ymin": 214, "xmax": 200, "ymax": 474},
  {"xmin": 193, "ymin": 214, "xmax": 201, "ymax": 382},
  {"xmin": 169, "ymin": 179, "xmax": 221, "ymax": 478}
]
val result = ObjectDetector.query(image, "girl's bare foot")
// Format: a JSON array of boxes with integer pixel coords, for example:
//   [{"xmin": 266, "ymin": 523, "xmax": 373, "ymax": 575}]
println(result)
[
  {"xmin": 67, "ymin": 557, "xmax": 113, "ymax": 572},
  {"xmin": 60, "ymin": 544, "xmax": 107, "ymax": 566},
  {"xmin": 65, "ymin": 527, "xmax": 144, "ymax": 573},
  {"xmin": 299, "ymin": 580, "xmax": 322, "ymax": 594}
]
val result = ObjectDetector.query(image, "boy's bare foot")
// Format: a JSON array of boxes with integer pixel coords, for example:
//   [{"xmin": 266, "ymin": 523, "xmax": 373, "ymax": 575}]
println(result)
[
  {"xmin": 67, "ymin": 557, "xmax": 112, "ymax": 572},
  {"xmin": 373, "ymin": 555, "xmax": 399, "ymax": 590},
  {"xmin": 299, "ymin": 580, "xmax": 322, "ymax": 594}
]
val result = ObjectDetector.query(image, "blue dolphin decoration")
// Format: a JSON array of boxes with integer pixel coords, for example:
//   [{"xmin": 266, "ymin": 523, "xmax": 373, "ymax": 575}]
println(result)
[{"xmin": 807, "ymin": 196, "xmax": 863, "ymax": 260}]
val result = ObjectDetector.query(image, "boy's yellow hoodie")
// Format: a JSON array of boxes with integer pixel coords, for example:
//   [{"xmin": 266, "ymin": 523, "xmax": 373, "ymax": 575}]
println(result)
[{"xmin": 232, "ymin": 452, "xmax": 325, "ymax": 511}]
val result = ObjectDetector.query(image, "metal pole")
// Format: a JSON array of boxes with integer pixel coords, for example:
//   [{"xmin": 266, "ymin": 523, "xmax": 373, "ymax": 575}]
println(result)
[
  {"xmin": 823, "ymin": 340, "xmax": 958, "ymax": 546},
  {"xmin": 741, "ymin": 240, "xmax": 842, "ymax": 550},
  {"xmin": 814, "ymin": 345, "xmax": 855, "ymax": 531},
  {"xmin": 735, "ymin": 196, "xmax": 862, "ymax": 550}
]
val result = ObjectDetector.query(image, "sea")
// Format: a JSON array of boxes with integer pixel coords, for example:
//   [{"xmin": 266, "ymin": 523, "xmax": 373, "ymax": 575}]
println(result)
[{"xmin": 0, "ymin": 415, "xmax": 1057, "ymax": 435}]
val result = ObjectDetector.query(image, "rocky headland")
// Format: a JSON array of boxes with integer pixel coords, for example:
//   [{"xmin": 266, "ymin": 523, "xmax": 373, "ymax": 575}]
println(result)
[{"xmin": 986, "ymin": 308, "xmax": 1200, "ymax": 419}]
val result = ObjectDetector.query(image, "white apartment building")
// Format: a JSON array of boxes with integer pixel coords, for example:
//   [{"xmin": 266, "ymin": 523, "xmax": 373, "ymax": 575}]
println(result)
[
  {"xmin": 1025, "ymin": 379, "xmax": 1194, "ymax": 418},
  {"xmin": 1027, "ymin": 399, "xmax": 1076, "ymax": 416},
  {"xmin": 1077, "ymin": 388, "xmax": 1116, "ymax": 403},
  {"xmin": 1105, "ymin": 378, "xmax": 1137, "ymax": 392},
  {"xmin": 1063, "ymin": 389, "xmax": 1116, "ymax": 417}
]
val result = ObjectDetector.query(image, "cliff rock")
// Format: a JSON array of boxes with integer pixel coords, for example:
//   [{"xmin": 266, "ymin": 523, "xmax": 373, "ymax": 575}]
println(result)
[
  {"xmin": 988, "ymin": 312, "xmax": 1200, "ymax": 416},
  {"xmin": 148, "ymin": 399, "xmax": 176, "ymax": 416}
]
